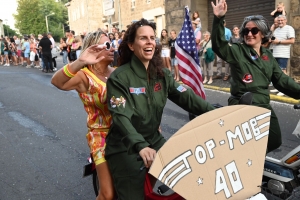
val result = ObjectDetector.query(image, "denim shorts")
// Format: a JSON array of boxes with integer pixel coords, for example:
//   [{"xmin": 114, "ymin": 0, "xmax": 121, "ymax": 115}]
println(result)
[
  {"xmin": 4, "ymin": 51, "xmax": 8, "ymax": 55},
  {"xmin": 24, "ymin": 52, "xmax": 30, "ymax": 58},
  {"xmin": 275, "ymin": 58, "xmax": 288, "ymax": 70},
  {"xmin": 171, "ymin": 57, "xmax": 178, "ymax": 66}
]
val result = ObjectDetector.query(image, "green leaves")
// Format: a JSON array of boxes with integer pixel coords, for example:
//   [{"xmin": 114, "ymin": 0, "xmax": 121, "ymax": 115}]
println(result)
[{"xmin": 14, "ymin": 0, "xmax": 68, "ymax": 40}]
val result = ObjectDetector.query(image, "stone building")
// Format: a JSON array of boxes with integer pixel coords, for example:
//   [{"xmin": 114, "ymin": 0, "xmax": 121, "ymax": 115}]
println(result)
[
  {"xmin": 65, "ymin": 0, "xmax": 165, "ymax": 36},
  {"xmin": 0, "ymin": 19, "xmax": 4, "ymax": 37}
]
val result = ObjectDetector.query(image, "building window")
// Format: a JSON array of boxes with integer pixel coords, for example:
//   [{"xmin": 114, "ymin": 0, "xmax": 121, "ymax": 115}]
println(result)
[
  {"xmin": 131, "ymin": 0, "xmax": 135, "ymax": 8},
  {"xmin": 146, "ymin": 0, "xmax": 151, "ymax": 4}
]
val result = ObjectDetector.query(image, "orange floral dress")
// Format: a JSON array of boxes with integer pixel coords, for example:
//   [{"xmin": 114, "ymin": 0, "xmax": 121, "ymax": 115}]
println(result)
[{"xmin": 79, "ymin": 68, "xmax": 112, "ymax": 165}]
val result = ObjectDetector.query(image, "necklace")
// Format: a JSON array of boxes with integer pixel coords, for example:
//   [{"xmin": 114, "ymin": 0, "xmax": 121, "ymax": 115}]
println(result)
[{"xmin": 92, "ymin": 65, "xmax": 109, "ymax": 79}]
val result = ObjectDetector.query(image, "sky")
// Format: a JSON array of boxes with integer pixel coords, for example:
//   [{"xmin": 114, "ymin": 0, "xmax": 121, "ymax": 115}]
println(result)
[{"xmin": 0, "ymin": 0, "xmax": 18, "ymax": 30}]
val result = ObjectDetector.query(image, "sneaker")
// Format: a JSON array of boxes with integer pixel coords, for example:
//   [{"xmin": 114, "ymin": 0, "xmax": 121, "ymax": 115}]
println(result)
[
  {"xmin": 39, "ymin": 68, "xmax": 43, "ymax": 70},
  {"xmin": 53, "ymin": 67, "xmax": 57, "ymax": 71},
  {"xmin": 3, "ymin": 63, "xmax": 7, "ymax": 66},
  {"xmin": 277, "ymin": 92, "xmax": 285, "ymax": 96},
  {"xmin": 26, "ymin": 65, "xmax": 31, "ymax": 68},
  {"xmin": 34, "ymin": 65, "xmax": 40, "ymax": 69},
  {"xmin": 270, "ymin": 89, "xmax": 278, "ymax": 93},
  {"xmin": 207, "ymin": 80, "xmax": 213, "ymax": 84},
  {"xmin": 7, "ymin": 64, "xmax": 10, "ymax": 66}
]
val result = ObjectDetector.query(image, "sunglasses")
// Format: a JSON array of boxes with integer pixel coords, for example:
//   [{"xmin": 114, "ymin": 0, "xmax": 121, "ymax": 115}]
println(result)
[
  {"xmin": 244, "ymin": 15, "xmax": 264, "ymax": 21},
  {"xmin": 98, "ymin": 41, "xmax": 112, "ymax": 50},
  {"xmin": 242, "ymin": 27, "xmax": 260, "ymax": 35}
]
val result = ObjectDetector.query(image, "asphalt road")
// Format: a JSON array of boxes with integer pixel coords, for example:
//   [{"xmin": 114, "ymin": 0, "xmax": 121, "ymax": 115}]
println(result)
[{"xmin": 0, "ymin": 56, "xmax": 299, "ymax": 199}]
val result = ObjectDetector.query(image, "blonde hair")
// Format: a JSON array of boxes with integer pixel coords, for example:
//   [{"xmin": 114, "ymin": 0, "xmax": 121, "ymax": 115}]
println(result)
[
  {"xmin": 277, "ymin": 2, "xmax": 284, "ymax": 6},
  {"xmin": 74, "ymin": 35, "xmax": 82, "ymax": 43},
  {"xmin": 80, "ymin": 31, "xmax": 104, "ymax": 57}
]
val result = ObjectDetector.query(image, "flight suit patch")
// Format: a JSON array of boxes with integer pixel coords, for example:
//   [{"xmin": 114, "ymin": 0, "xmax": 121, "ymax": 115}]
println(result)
[
  {"xmin": 129, "ymin": 87, "xmax": 146, "ymax": 95},
  {"xmin": 242, "ymin": 74, "xmax": 253, "ymax": 83},
  {"xmin": 177, "ymin": 85, "xmax": 187, "ymax": 92},
  {"xmin": 154, "ymin": 82, "xmax": 162, "ymax": 92},
  {"xmin": 250, "ymin": 53, "xmax": 258, "ymax": 60},
  {"xmin": 110, "ymin": 96, "xmax": 126, "ymax": 108},
  {"xmin": 261, "ymin": 55, "xmax": 269, "ymax": 61}
]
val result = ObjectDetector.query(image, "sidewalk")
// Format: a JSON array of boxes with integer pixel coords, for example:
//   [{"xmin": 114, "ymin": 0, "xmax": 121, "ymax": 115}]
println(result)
[{"xmin": 181, "ymin": 66, "xmax": 300, "ymax": 105}]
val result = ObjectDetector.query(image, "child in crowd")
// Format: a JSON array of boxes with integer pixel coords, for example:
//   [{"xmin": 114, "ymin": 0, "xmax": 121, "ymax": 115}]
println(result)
[
  {"xmin": 271, "ymin": 2, "xmax": 287, "ymax": 18},
  {"xmin": 192, "ymin": 11, "xmax": 202, "ymax": 33},
  {"xmin": 169, "ymin": 30, "xmax": 180, "ymax": 81}
]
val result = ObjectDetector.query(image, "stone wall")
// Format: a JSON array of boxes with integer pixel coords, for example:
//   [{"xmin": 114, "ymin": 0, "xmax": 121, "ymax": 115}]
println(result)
[
  {"xmin": 165, "ymin": 0, "xmax": 208, "ymax": 37},
  {"xmin": 66, "ymin": 0, "xmax": 165, "ymax": 35},
  {"xmin": 66, "ymin": 0, "xmax": 104, "ymax": 34},
  {"xmin": 119, "ymin": 0, "xmax": 165, "ymax": 32},
  {"xmin": 289, "ymin": 0, "xmax": 300, "ymax": 81}
]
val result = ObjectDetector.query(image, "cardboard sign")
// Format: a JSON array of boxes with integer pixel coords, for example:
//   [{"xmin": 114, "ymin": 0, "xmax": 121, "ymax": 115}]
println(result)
[{"xmin": 149, "ymin": 105, "xmax": 270, "ymax": 200}]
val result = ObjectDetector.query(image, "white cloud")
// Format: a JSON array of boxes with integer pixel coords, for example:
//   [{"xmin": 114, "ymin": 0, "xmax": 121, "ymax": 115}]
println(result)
[{"xmin": 0, "ymin": 0, "xmax": 18, "ymax": 30}]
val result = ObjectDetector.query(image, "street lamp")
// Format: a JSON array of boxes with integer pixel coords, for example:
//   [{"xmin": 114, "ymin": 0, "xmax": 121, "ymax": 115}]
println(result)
[
  {"xmin": 45, "ymin": 12, "xmax": 55, "ymax": 33},
  {"xmin": 4, "ymin": 19, "xmax": 8, "ymax": 37}
]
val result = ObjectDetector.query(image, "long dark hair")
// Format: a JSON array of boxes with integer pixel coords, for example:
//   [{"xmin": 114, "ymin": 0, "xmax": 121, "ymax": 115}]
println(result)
[{"xmin": 118, "ymin": 18, "xmax": 164, "ymax": 78}]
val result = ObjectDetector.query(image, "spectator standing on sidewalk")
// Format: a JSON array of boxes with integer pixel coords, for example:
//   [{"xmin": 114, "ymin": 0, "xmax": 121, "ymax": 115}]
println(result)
[
  {"xmin": 59, "ymin": 37, "xmax": 68, "ymax": 65},
  {"xmin": 74, "ymin": 35, "xmax": 82, "ymax": 59},
  {"xmin": 39, "ymin": 33, "xmax": 53, "ymax": 73},
  {"xmin": 3, "ymin": 38, "xmax": 9, "ymax": 66},
  {"xmin": 48, "ymin": 32, "xmax": 57, "ymax": 71},
  {"xmin": 213, "ymin": 19, "xmax": 232, "ymax": 81},
  {"xmin": 229, "ymin": 25, "xmax": 242, "ymax": 44},
  {"xmin": 0, "ymin": 37, "xmax": 3, "ymax": 65},
  {"xmin": 270, "ymin": 15, "xmax": 295, "ymax": 96},
  {"xmin": 160, "ymin": 29, "xmax": 171, "ymax": 71},
  {"xmin": 23, "ymin": 37, "xmax": 31, "ymax": 68},
  {"xmin": 169, "ymin": 30, "xmax": 180, "ymax": 81},
  {"xmin": 199, "ymin": 31, "xmax": 214, "ymax": 84}
]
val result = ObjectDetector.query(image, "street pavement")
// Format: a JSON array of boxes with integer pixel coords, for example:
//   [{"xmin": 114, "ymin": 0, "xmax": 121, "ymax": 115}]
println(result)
[{"xmin": 0, "ymin": 56, "xmax": 299, "ymax": 200}]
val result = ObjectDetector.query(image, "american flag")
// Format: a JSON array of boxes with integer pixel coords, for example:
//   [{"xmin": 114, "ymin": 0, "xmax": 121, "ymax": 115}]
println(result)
[{"xmin": 175, "ymin": 6, "xmax": 206, "ymax": 99}]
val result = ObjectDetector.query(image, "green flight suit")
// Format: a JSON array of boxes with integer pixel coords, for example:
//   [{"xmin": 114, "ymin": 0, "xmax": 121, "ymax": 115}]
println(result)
[
  {"xmin": 211, "ymin": 15, "xmax": 300, "ymax": 152},
  {"xmin": 105, "ymin": 54, "xmax": 214, "ymax": 200}
]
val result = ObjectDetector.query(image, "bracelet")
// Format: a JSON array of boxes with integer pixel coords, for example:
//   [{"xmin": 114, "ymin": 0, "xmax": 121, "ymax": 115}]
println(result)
[{"xmin": 62, "ymin": 64, "xmax": 76, "ymax": 78}]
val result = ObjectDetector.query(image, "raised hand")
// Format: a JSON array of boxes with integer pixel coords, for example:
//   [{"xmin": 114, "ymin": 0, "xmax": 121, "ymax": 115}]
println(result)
[
  {"xmin": 77, "ymin": 44, "xmax": 106, "ymax": 66},
  {"xmin": 211, "ymin": 0, "xmax": 227, "ymax": 18}
]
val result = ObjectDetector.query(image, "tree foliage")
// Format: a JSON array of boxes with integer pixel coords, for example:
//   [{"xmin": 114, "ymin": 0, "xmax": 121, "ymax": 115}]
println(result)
[
  {"xmin": 2, "ymin": 24, "xmax": 19, "ymax": 37},
  {"xmin": 14, "ymin": 0, "xmax": 68, "ymax": 40}
]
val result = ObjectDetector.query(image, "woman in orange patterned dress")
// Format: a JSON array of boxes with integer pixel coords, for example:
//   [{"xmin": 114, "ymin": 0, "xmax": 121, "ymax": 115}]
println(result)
[{"xmin": 51, "ymin": 31, "xmax": 115, "ymax": 200}]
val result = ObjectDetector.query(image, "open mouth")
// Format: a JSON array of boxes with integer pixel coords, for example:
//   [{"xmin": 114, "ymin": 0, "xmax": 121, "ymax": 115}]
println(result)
[{"xmin": 144, "ymin": 48, "xmax": 153, "ymax": 53}]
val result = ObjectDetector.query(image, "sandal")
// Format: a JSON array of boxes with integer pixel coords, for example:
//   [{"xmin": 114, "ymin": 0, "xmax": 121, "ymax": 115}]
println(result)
[{"xmin": 223, "ymin": 75, "xmax": 230, "ymax": 81}]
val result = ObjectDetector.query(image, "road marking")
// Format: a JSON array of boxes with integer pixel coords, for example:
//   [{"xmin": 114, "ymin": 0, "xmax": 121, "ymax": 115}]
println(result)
[{"xmin": 8, "ymin": 112, "xmax": 54, "ymax": 137}]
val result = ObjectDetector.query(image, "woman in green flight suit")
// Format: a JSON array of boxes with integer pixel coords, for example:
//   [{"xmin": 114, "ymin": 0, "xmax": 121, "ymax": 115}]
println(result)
[
  {"xmin": 211, "ymin": 0, "xmax": 300, "ymax": 153},
  {"xmin": 105, "ymin": 19, "xmax": 215, "ymax": 199}
]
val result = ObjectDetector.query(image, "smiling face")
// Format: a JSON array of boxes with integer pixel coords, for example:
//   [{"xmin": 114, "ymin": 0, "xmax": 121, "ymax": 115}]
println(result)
[
  {"xmin": 277, "ymin": 16, "xmax": 287, "ymax": 28},
  {"xmin": 243, "ymin": 21, "xmax": 264, "ymax": 48},
  {"xmin": 128, "ymin": 26, "xmax": 156, "ymax": 68}
]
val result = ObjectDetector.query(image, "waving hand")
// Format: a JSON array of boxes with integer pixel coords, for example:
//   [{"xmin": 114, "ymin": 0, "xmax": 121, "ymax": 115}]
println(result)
[{"xmin": 211, "ymin": 0, "xmax": 227, "ymax": 18}]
